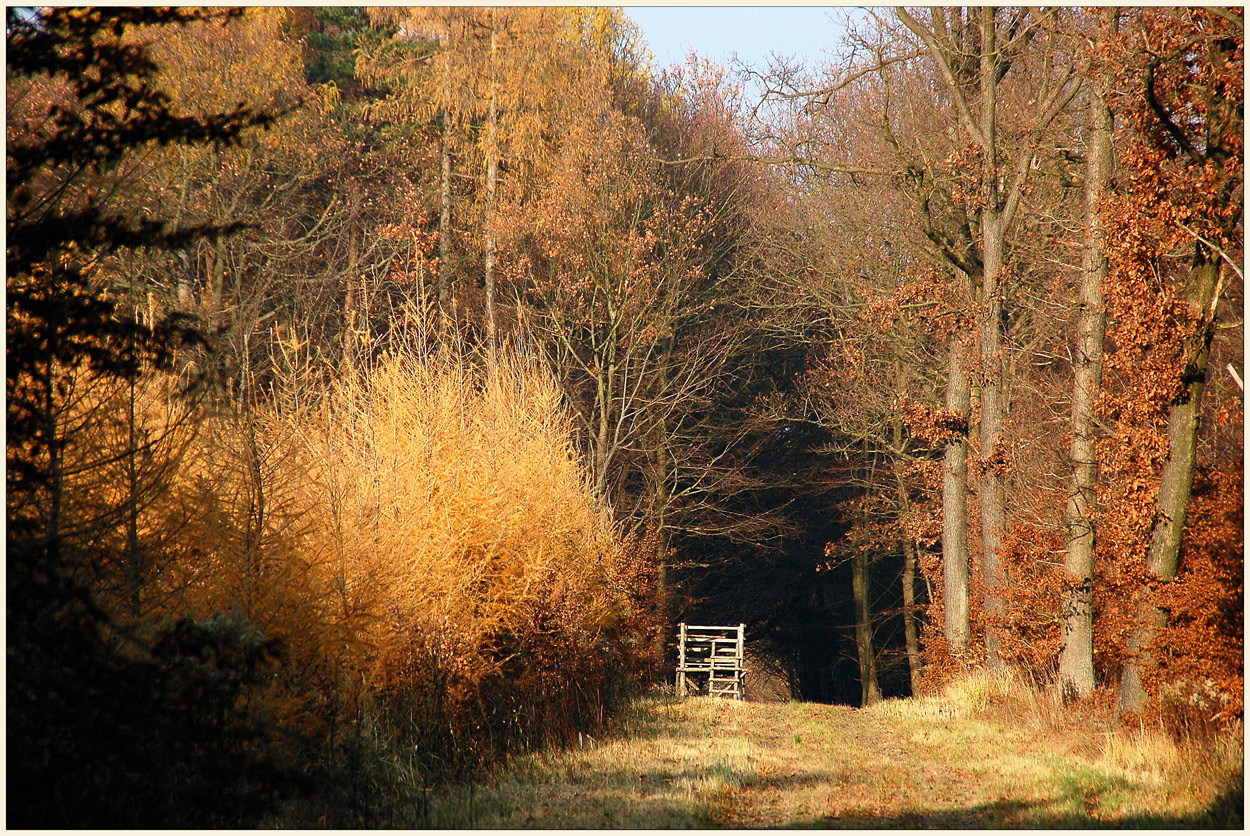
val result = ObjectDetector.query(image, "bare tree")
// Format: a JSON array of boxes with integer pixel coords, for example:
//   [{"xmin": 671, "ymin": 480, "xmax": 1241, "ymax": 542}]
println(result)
[
  {"xmin": 892, "ymin": 7, "xmax": 1081, "ymax": 664},
  {"xmin": 1058, "ymin": 79, "xmax": 1112, "ymax": 698}
]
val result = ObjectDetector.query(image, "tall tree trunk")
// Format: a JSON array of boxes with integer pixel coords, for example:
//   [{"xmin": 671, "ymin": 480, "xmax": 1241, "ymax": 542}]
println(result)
[
  {"xmin": 652, "ymin": 447, "xmax": 670, "ymax": 597},
  {"xmin": 438, "ymin": 45, "xmax": 453, "ymax": 332},
  {"xmin": 343, "ymin": 223, "xmax": 359, "ymax": 370},
  {"xmin": 898, "ymin": 5, "xmax": 1080, "ymax": 667},
  {"xmin": 176, "ymin": 251, "xmax": 195, "ymax": 309},
  {"xmin": 172, "ymin": 179, "xmax": 195, "ymax": 309},
  {"xmin": 1118, "ymin": 255, "xmax": 1223, "ymax": 710},
  {"xmin": 483, "ymin": 7, "xmax": 499, "ymax": 349},
  {"xmin": 207, "ymin": 234, "xmax": 226, "ymax": 314},
  {"xmin": 1117, "ymin": 19, "xmax": 1238, "ymax": 711},
  {"xmin": 901, "ymin": 535, "xmax": 923, "ymax": 694},
  {"xmin": 1148, "ymin": 257, "xmax": 1223, "ymax": 575},
  {"xmin": 439, "ymin": 117, "xmax": 453, "ymax": 329},
  {"xmin": 977, "ymin": 8, "xmax": 1007, "ymax": 668},
  {"xmin": 851, "ymin": 544, "xmax": 882, "ymax": 707},
  {"xmin": 942, "ymin": 334, "xmax": 971, "ymax": 651},
  {"xmin": 1059, "ymin": 90, "xmax": 1111, "ymax": 698},
  {"xmin": 649, "ymin": 362, "xmax": 672, "ymax": 597},
  {"xmin": 593, "ymin": 364, "xmax": 612, "ymax": 497},
  {"xmin": 889, "ymin": 365, "xmax": 924, "ymax": 692}
]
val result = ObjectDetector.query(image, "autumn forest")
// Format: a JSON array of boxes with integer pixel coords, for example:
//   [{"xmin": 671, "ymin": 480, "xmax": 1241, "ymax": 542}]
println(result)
[{"xmin": 6, "ymin": 7, "xmax": 1243, "ymax": 827}]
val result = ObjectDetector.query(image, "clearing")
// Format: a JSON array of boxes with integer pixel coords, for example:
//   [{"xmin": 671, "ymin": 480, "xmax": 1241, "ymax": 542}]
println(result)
[{"xmin": 410, "ymin": 672, "xmax": 1242, "ymax": 828}]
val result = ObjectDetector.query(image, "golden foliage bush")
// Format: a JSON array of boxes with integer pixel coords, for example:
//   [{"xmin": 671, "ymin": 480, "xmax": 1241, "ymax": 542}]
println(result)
[
  {"xmin": 304, "ymin": 347, "xmax": 663, "ymax": 773},
  {"xmin": 104, "ymin": 344, "xmax": 664, "ymax": 784},
  {"xmin": 39, "ymin": 334, "xmax": 661, "ymax": 808},
  {"xmin": 304, "ymin": 347, "xmax": 660, "ymax": 765}
]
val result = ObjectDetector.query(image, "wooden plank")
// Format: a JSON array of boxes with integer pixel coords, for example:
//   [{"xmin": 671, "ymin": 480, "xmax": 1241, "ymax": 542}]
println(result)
[
  {"xmin": 678, "ymin": 623, "xmax": 687, "ymax": 697},
  {"xmin": 676, "ymin": 621, "xmax": 746, "ymax": 701},
  {"xmin": 678, "ymin": 662, "xmax": 738, "ymax": 671}
]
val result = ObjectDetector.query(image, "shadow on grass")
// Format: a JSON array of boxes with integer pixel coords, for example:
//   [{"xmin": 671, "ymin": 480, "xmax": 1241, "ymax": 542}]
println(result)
[
  {"xmin": 428, "ymin": 771, "xmax": 1242, "ymax": 829},
  {"xmin": 418, "ymin": 782, "xmax": 1243, "ymax": 830},
  {"xmin": 415, "ymin": 765, "xmax": 850, "ymax": 828},
  {"xmin": 789, "ymin": 783, "xmax": 1243, "ymax": 829},
  {"xmin": 411, "ymin": 695, "xmax": 1244, "ymax": 830},
  {"xmin": 605, "ymin": 695, "xmax": 713, "ymax": 740}
]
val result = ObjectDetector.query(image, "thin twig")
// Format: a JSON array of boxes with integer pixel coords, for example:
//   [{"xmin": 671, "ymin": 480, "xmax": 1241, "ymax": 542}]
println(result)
[
  {"xmin": 1227, "ymin": 363, "xmax": 1243, "ymax": 392},
  {"xmin": 1177, "ymin": 222, "xmax": 1244, "ymax": 283}
]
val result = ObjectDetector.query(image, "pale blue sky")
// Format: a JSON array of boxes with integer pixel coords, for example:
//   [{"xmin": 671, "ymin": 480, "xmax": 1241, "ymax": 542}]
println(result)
[{"xmin": 622, "ymin": 6, "xmax": 855, "ymax": 73}]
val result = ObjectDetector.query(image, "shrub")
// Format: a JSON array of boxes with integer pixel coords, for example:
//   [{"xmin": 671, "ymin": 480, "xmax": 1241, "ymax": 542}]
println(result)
[
  {"xmin": 11, "ymin": 342, "xmax": 662, "ymax": 825},
  {"xmin": 294, "ymin": 345, "xmax": 662, "ymax": 778}
]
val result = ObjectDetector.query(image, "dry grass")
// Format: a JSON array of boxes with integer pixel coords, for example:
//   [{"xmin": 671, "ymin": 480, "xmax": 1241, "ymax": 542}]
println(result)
[{"xmin": 408, "ymin": 672, "xmax": 1242, "ymax": 828}]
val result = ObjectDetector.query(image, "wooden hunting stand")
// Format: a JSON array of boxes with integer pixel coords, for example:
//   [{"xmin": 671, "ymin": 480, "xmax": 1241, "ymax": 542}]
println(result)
[{"xmin": 675, "ymin": 623, "xmax": 746, "ymax": 700}]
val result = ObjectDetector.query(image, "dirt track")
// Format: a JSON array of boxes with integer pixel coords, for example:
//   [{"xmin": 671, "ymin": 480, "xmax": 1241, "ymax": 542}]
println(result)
[{"xmin": 417, "ymin": 691, "xmax": 1241, "ymax": 828}]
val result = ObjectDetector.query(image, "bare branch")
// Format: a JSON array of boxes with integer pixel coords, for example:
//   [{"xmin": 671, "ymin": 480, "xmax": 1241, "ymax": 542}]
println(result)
[
  {"xmin": 765, "ymin": 49, "xmax": 925, "ymax": 105},
  {"xmin": 1003, "ymin": 63, "xmax": 1084, "ymax": 230},
  {"xmin": 895, "ymin": 7, "xmax": 987, "ymax": 149},
  {"xmin": 1178, "ymin": 222, "xmax": 1245, "ymax": 284},
  {"xmin": 1144, "ymin": 62, "xmax": 1204, "ymax": 166},
  {"xmin": 1206, "ymin": 7, "xmax": 1244, "ymax": 31},
  {"xmin": 649, "ymin": 152, "xmax": 888, "ymax": 177},
  {"xmin": 1227, "ymin": 363, "xmax": 1243, "ymax": 392}
]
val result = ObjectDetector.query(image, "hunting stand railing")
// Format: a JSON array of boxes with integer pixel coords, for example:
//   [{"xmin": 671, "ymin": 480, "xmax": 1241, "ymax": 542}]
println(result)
[{"xmin": 675, "ymin": 623, "xmax": 746, "ymax": 700}]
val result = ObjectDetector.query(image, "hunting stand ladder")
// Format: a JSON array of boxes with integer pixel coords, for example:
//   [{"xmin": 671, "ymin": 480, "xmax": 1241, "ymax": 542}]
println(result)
[{"xmin": 676, "ymin": 623, "xmax": 746, "ymax": 700}]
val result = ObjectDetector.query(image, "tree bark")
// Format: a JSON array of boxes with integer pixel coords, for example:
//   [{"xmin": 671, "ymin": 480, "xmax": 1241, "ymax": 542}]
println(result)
[
  {"xmin": 942, "ymin": 334, "xmax": 971, "ymax": 651},
  {"xmin": 889, "ymin": 363, "xmax": 924, "ymax": 692},
  {"xmin": 593, "ymin": 363, "xmax": 612, "ymax": 496},
  {"xmin": 901, "ymin": 535, "xmax": 923, "ymax": 694},
  {"xmin": 1117, "ymin": 19, "xmax": 1239, "ymax": 712},
  {"xmin": 899, "ymin": 6, "xmax": 1072, "ymax": 666},
  {"xmin": 1148, "ymin": 257, "xmax": 1222, "ymax": 577},
  {"xmin": 343, "ymin": 223, "xmax": 359, "ymax": 369},
  {"xmin": 1059, "ymin": 90, "xmax": 1111, "ymax": 698},
  {"xmin": 976, "ymin": 7, "xmax": 1008, "ymax": 669},
  {"xmin": 851, "ymin": 545, "xmax": 882, "ymax": 707},
  {"xmin": 483, "ymin": 7, "xmax": 499, "ymax": 349},
  {"xmin": 438, "ymin": 46, "xmax": 453, "ymax": 331},
  {"xmin": 207, "ymin": 234, "xmax": 226, "ymax": 313},
  {"xmin": 649, "ymin": 366, "xmax": 672, "ymax": 597},
  {"xmin": 1118, "ymin": 256, "xmax": 1222, "ymax": 710},
  {"xmin": 176, "ymin": 251, "xmax": 195, "ymax": 309}
]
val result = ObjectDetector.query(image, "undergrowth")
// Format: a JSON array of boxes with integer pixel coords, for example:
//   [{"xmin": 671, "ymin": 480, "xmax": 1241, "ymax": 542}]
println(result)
[{"xmin": 11, "ymin": 337, "xmax": 663, "ymax": 827}]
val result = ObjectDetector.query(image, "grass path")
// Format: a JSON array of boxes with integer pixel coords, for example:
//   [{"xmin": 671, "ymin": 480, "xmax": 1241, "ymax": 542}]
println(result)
[{"xmin": 412, "ymin": 675, "xmax": 1242, "ymax": 828}]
